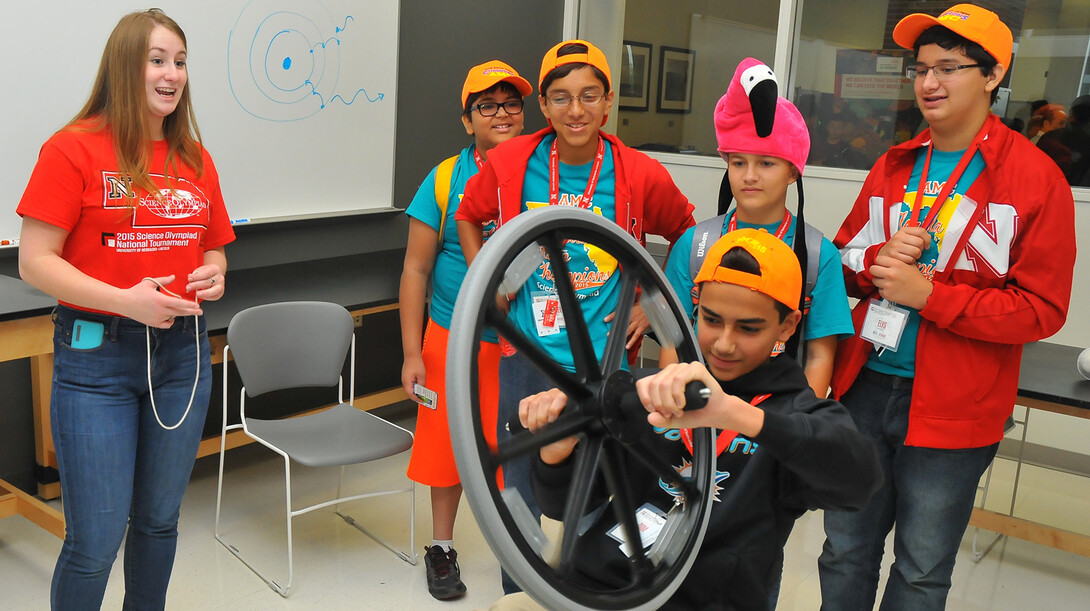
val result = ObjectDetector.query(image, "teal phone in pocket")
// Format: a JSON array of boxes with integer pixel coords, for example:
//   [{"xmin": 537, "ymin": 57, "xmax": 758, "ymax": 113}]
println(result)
[{"xmin": 72, "ymin": 319, "xmax": 105, "ymax": 349}]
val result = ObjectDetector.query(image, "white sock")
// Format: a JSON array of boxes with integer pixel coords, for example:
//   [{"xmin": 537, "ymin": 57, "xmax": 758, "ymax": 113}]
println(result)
[{"xmin": 431, "ymin": 539, "xmax": 453, "ymax": 552}]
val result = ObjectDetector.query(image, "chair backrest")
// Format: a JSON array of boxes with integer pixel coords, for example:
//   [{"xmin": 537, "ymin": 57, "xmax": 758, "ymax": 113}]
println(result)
[{"xmin": 227, "ymin": 301, "xmax": 354, "ymax": 398}]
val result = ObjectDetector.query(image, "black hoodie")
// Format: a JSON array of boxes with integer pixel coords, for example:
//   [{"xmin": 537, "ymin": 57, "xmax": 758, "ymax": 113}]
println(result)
[{"xmin": 532, "ymin": 355, "xmax": 883, "ymax": 610}]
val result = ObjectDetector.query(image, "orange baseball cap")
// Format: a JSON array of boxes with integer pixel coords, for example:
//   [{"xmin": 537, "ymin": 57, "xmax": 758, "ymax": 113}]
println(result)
[
  {"xmin": 538, "ymin": 39, "xmax": 612, "ymax": 91},
  {"xmin": 461, "ymin": 60, "xmax": 533, "ymax": 110},
  {"xmin": 893, "ymin": 3, "xmax": 1012, "ymax": 69},
  {"xmin": 694, "ymin": 228, "xmax": 801, "ymax": 310}
]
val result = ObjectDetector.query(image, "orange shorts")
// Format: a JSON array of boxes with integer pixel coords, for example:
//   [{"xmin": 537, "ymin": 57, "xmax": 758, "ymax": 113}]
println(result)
[{"xmin": 406, "ymin": 319, "xmax": 500, "ymax": 487}]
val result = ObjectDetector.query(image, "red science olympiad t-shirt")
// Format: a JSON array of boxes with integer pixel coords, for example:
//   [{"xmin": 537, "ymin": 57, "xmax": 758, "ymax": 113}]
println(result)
[{"xmin": 17, "ymin": 125, "xmax": 235, "ymax": 315}]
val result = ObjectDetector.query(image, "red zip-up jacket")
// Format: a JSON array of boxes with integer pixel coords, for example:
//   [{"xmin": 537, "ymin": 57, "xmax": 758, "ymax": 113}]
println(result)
[
  {"xmin": 455, "ymin": 128, "xmax": 695, "ymax": 247},
  {"xmin": 831, "ymin": 114, "xmax": 1075, "ymax": 449}
]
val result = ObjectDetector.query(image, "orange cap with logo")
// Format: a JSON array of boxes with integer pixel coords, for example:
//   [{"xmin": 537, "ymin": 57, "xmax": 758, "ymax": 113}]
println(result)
[
  {"xmin": 461, "ymin": 60, "xmax": 533, "ymax": 110},
  {"xmin": 694, "ymin": 228, "xmax": 802, "ymax": 310},
  {"xmin": 893, "ymin": 3, "xmax": 1013, "ymax": 69},
  {"xmin": 538, "ymin": 39, "xmax": 612, "ymax": 92}
]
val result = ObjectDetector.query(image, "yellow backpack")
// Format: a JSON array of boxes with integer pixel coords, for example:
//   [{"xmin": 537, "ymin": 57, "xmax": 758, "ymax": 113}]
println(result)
[{"xmin": 433, "ymin": 155, "xmax": 459, "ymax": 243}]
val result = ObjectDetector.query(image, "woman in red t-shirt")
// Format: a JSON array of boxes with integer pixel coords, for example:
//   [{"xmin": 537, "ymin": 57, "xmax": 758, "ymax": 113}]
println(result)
[{"xmin": 16, "ymin": 10, "xmax": 234, "ymax": 609}]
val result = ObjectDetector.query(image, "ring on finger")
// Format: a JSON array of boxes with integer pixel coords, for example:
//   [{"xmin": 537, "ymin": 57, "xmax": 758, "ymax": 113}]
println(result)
[{"xmin": 209, "ymin": 276, "xmax": 216, "ymax": 285}]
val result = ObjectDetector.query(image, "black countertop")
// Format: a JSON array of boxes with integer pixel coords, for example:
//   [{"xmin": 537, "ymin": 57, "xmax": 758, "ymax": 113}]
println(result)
[
  {"xmin": 1019, "ymin": 341, "xmax": 1090, "ymax": 411},
  {"xmin": 0, "ymin": 249, "xmax": 404, "ymax": 332}
]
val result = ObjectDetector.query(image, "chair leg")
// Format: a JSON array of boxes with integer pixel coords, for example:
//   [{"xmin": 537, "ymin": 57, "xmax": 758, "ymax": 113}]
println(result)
[
  {"xmin": 972, "ymin": 459, "xmax": 1004, "ymax": 562},
  {"xmin": 334, "ymin": 466, "xmax": 418, "ymax": 565},
  {"xmin": 214, "ymin": 452, "xmax": 295, "ymax": 597}
]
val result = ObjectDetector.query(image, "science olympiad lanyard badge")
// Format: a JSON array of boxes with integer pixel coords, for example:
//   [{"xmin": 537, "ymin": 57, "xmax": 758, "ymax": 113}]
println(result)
[
  {"xmin": 681, "ymin": 393, "xmax": 771, "ymax": 457},
  {"xmin": 905, "ymin": 125, "xmax": 988, "ymax": 232},
  {"xmin": 549, "ymin": 136, "xmax": 605, "ymax": 208},
  {"xmin": 473, "ymin": 148, "xmax": 486, "ymax": 171}
]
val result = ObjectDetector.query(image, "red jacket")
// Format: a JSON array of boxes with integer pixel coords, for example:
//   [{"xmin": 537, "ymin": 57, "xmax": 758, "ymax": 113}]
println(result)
[
  {"xmin": 455, "ymin": 128, "xmax": 695, "ymax": 246},
  {"xmin": 831, "ymin": 114, "xmax": 1075, "ymax": 449}
]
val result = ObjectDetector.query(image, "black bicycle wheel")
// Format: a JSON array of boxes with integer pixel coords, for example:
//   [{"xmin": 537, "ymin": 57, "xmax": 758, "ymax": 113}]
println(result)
[{"xmin": 448, "ymin": 206, "xmax": 715, "ymax": 610}]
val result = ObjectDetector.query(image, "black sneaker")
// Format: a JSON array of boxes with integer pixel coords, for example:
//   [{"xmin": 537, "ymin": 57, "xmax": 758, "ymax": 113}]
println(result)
[{"xmin": 424, "ymin": 545, "xmax": 467, "ymax": 600}]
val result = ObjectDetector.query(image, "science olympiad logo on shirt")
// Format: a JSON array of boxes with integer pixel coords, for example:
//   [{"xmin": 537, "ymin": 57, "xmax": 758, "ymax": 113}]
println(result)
[{"xmin": 101, "ymin": 172, "xmax": 210, "ymax": 229}]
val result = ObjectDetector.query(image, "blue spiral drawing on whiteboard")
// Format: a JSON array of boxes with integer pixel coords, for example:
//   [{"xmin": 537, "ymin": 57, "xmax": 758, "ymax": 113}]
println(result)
[{"xmin": 228, "ymin": 0, "xmax": 384, "ymax": 122}]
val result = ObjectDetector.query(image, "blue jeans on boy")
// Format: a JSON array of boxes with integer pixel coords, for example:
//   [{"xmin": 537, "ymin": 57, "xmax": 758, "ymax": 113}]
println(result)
[
  {"xmin": 496, "ymin": 351, "xmax": 552, "ymax": 594},
  {"xmin": 817, "ymin": 368, "xmax": 998, "ymax": 611},
  {"xmin": 50, "ymin": 305, "xmax": 211, "ymax": 611}
]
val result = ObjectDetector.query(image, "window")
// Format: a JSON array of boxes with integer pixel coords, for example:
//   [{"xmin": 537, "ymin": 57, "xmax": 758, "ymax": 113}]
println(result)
[
  {"xmin": 615, "ymin": 0, "xmax": 1090, "ymax": 184},
  {"xmin": 616, "ymin": 0, "xmax": 780, "ymax": 156}
]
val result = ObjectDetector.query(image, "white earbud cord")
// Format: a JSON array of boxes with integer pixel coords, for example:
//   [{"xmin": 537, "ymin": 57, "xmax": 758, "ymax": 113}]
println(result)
[{"xmin": 141, "ymin": 277, "xmax": 201, "ymax": 430}]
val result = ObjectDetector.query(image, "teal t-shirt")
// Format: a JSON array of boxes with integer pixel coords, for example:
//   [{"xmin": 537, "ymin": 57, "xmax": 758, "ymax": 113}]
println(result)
[
  {"xmin": 866, "ymin": 147, "xmax": 985, "ymax": 377},
  {"xmin": 664, "ymin": 209, "xmax": 854, "ymax": 344},
  {"xmin": 510, "ymin": 135, "xmax": 618, "ymax": 372},
  {"xmin": 405, "ymin": 145, "xmax": 497, "ymax": 340}
]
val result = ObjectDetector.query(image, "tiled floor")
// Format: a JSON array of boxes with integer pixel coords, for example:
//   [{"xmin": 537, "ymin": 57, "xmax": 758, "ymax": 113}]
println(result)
[{"xmin": 3, "ymin": 403, "xmax": 1090, "ymax": 610}]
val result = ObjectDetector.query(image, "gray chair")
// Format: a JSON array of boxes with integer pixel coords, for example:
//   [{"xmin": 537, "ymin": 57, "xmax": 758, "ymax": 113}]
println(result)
[{"xmin": 214, "ymin": 301, "xmax": 416, "ymax": 596}]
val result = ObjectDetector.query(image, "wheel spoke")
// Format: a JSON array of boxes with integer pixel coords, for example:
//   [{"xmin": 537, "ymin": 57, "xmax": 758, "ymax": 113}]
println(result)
[
  {"xmin": 600, "ymin": 269, "xmax": 639, "ymax": 375},
  {"xmin": 600, "ymin": 440, "xmax": 655, "ymax": 585},
  {"xmin": 496, "ymin": 411, "xmax": 597, "ymax": 464},
  {"xmin": 557, "ymin": 435, "xmax": 605, "ymax": 578},
  {"xmin": 541, "ymin": 231, "xmax": 601, "ymax": 383},
  {"xmin": 487, "ymin": 309, "xmax": 589, "ymax": 401},
  {"xmin": 623, "ymin": 437, "xmax": 701, "ymax": 501}
]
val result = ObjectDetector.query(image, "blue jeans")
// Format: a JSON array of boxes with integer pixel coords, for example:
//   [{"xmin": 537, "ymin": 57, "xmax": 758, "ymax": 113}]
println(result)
[
  {"xmin": 50, "ymin": 305, "xmax": 211, "ymax": 611},
  {"xmin": 818, "ymin": 368, "xmax": 998, "ymax": 611},
  {"xmin": 496, "ymin": 351, "xmax": 552, "ymax": 595}
]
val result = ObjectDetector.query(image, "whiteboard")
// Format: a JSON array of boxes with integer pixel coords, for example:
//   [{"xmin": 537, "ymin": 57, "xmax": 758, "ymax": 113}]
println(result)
[{"xmin": 1, "ymin": 0, "xmax": 399, "ymax": 245}]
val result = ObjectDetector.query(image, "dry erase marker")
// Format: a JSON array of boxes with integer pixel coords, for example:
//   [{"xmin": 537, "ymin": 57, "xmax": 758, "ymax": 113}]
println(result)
[
  {"xmin": 0, "ymin": 238, "xmax": 19, "ymax": 246},
  {"xmin": 231, "ymin": 218, "xmax": 251, "ymax": 225}
]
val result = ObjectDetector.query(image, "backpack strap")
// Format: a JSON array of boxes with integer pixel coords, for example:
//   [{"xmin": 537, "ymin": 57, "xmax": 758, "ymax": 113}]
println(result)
[
  {"xmin": 801, "ymin": 221, "xmax": 822, "ymax": 310},
  {"xmin": 689, "ymin": 214, "xmax": 728, "ymax": 279},
  {"xmin": 433, "ymin": 155, "xmax": 459, "ymax": 244}
]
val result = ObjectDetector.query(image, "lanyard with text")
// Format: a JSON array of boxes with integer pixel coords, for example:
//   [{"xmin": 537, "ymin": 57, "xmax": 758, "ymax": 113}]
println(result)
[
  {"xmin": 549, "ymin": 136, "xmax": 605, "ymax": 208},
  {"xmin": 473, "ymin": 148, "xmax": 486, "ymax": 171},
  {"xmin": 728, "ymin": 209, "xmax": 792, "ymax": 239},
  {"xmin": 906, "ymin": 125, "xmax": 988, "ymax": 231},
  {"xmin": 681, "ymin": 393, "xmax": 771, "ymax": 457}
]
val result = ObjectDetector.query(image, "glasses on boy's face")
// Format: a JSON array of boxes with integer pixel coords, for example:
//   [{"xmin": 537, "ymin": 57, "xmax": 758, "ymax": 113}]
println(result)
[
  {"xmin": 545, "ymin": 91, "xmax": 605, "ymax": 107},
  {"xmin": 905, "ymin": 63, "xmax": 984, "ymax": 80},
  {"xmin": 469, "ymin": 100, "xmax": 525, "ymax": 117}
]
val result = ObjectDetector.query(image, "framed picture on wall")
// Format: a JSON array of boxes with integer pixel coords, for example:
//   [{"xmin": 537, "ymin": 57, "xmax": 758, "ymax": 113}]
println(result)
[
  {"xmin": 619, "ymin": 40, "xmax": 652, "ymax": 111},
  {"xmin": 657, "ymin": 46, "xmax": 695, "ymax": 113}
]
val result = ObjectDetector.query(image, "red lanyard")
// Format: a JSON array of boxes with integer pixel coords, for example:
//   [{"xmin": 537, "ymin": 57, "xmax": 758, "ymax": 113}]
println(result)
[
  {"xmin": 681, "ymin": 393, "xmax": 771, "ymax": 457},
  {"xmin": 728, "ymin": 209, "xmax": 792, "ymax": 239},
  {"xmin": 473, "ymin": 148, "xmax": 485, "ymax": 170},
  {"xmin": 907, "ymin": 125, "xmax": 988, "ymax": 231},
  {"xmin": 549, "ymin": 137, "xmax": 605, "ymax": 208}
]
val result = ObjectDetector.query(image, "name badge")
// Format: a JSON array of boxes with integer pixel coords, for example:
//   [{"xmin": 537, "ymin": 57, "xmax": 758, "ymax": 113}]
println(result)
[
  {"xmin": 607, "ymin": 503, "xmax": 667, "ymax": 557},
  {"xmin": 533, "ymin": 294, "xmax": 566, "ymax": 337},
  {"xmin": 861, "ymin": 298, "xmax": 909, "ymax": 352}
]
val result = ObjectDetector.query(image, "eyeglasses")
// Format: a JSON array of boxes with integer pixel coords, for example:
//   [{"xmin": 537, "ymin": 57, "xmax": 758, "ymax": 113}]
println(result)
[
  {"xmin": 906, "ymin": 64, "xmax": 984, "ymax": 80},
  {"xmin": 468, "ymin": 100, "xmax": 524, "ymax": 117},
  {"xmin": 545, "ymin": 91, "xmax": 605, "ymax": 107}
]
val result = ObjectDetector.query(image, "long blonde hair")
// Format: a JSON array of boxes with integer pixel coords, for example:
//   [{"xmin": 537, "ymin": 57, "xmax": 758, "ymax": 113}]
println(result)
[{"xmin": 70, "ymin": 9, "xmax": 203, "ymax": 199}]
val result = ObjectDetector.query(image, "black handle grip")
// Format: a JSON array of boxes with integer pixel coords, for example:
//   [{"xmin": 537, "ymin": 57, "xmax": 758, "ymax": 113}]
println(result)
[{"xmin": 618, "ymin": 380, "xmax": 709, "ymax": 414}]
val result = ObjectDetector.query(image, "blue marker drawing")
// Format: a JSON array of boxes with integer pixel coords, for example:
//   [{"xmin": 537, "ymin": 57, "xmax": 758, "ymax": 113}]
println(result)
[{"xmin": 227, "ymin": 1, "xmax": 384, "ymax": 122}]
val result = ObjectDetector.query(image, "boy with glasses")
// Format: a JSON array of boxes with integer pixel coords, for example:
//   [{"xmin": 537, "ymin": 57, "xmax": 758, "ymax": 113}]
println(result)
[
  {"xmin": 455, "ymin": 39, "xmax": 695, "ymax": 594},
  {"xmin": 818, "ymin": 5, "xmax": 1076, "ymax": 609},
  {"xmin": 399, "ymin": 59, "xmax": 531, "ymax": 600}
]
